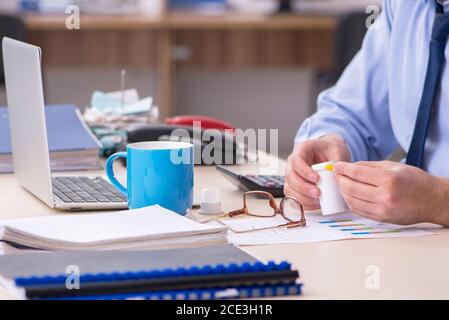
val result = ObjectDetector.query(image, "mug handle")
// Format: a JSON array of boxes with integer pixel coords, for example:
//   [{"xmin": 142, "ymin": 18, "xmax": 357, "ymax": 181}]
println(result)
[{"xmin": 105, "ymin": 152, "xmax": 127, "ymax": 195}]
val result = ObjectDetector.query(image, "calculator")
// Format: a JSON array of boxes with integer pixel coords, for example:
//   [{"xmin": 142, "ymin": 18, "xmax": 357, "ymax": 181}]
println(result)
[{"xmin": 216, "ymin": 165, "xmax": 285, "ymax": 198}]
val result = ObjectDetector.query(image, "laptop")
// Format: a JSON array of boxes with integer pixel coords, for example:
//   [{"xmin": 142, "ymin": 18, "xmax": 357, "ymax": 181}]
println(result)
[{"xmin": 2, "ymin": 37, "xmax": 128, "ymax": 211}]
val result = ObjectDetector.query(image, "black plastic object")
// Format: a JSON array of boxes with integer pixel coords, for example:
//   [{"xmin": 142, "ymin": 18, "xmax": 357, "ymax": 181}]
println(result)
[
  {"xmin": 216, "ymin": 165, "xmax": 285, "ymax": 198},
  {"xmin": 126, "ymin": 124, "xmax": 245, "ymax": 165}
]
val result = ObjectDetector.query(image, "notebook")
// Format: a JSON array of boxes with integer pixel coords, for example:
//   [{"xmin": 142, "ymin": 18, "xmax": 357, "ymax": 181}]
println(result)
[
  {"xmin": 0, "ymin": 205, "xmax": 228, "ymax": 252},
  {"xmin": 0, "ymin": 245, "xmax": 300, "ymax": 299},
  {"xmin": 0, "ymin": 104, "xmax": 101, "ymax": 173}
]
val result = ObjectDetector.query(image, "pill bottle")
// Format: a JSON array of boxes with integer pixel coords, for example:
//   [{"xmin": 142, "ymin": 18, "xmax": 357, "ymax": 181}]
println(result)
[
  {"xmin": 199, "ymin": 187, "xmax": 223, "ymax": 215},
  {"xmin": 311, "ymin": 161, "xmax": 347, "ymax": 216}
]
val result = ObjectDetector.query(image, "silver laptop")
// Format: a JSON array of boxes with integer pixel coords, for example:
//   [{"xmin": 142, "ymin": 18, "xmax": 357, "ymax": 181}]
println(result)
[{"xmin": 2, "ymin": 37, "xmax": 128, "ymax": 211}]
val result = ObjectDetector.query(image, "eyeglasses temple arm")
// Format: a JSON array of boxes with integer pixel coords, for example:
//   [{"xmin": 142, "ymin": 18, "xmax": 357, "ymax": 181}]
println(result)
[{"xmin": 228, "ymin": 209, "xmax": 246, "ymax": 217}]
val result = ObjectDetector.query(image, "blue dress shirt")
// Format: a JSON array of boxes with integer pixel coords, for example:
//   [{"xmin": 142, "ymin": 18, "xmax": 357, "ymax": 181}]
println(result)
[{"xmin": 295, "ymin": 0, "xmax": 449, "ymax": 177}]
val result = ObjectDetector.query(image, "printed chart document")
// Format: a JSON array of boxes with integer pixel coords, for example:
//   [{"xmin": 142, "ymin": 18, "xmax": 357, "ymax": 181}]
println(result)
[{"xmin": 221, "ymin": 212, "xmax": 436, "ymax": 246}]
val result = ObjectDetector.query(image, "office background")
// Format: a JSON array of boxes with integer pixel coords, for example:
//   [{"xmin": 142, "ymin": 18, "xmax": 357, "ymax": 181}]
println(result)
[{"xmin": 0, "ymin": 0, "xmax": 382, "ymax": 156}]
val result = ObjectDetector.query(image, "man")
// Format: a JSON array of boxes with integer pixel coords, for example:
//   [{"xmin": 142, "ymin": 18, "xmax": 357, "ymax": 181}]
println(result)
[{"xmin": 285, "ymin": 0, "xmax": 449, "ymax": 226}]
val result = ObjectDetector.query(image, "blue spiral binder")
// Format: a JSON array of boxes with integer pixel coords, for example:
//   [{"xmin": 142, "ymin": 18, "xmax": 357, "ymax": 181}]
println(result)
[
  {"xmin": 15, "ymin": 261, "xmax": 293, "ymax": 287},
  {"xmin": 43, "ymin": 283, "xmax": 303, "ymax": 300}
]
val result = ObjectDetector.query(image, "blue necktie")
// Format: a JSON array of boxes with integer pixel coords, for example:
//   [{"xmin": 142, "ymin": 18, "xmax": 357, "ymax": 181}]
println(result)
[{"xmin": 406, "ymin": 5, "xmax": 449, "ymax": 168}]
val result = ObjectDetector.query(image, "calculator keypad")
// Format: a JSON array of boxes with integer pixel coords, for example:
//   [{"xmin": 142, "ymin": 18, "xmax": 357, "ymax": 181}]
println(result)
[{"xmin": 246, "ymin": 175, "xmax": 285, "ymax": 188}]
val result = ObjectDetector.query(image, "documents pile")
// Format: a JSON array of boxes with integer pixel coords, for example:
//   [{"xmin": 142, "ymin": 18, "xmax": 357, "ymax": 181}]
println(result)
[
  {"xmin": 0, "ymin": 206, "xmax": 227, "ymax": 252},
  {"xmin": 84, "ymin": 89, "xmax": 158, "ymax": 131},
  {"xmin": 0, "ymin": 105, "xmax": 101, "ymax": 173}
]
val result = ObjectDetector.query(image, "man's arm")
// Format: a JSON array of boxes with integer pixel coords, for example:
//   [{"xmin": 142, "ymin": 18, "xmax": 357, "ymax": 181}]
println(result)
[
  {"xmin": 285, "ymin": 1, "xmax": 399, "ymax": 209},
  {"xmin": 296, "ymin": 0, "xmax": 398, "ymax": 162}
]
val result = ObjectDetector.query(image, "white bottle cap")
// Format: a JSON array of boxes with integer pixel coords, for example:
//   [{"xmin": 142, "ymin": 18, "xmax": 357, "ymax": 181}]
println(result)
[
  {"xmin": 312, "ymin": 161, "xmax": 347, "ymax": 216},
  {"xmin": 199, "ymin": 187, "xmax": 223, "ymax": 215}
]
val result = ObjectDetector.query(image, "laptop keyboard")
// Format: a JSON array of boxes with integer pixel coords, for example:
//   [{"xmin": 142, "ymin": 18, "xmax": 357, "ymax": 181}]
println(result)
[{"xmin": 52, "ymin": 177, "xmax": 127, "ymax": 203}]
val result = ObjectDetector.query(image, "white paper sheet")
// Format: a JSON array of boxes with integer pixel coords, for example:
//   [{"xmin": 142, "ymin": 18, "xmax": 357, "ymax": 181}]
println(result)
[
  {"xmin": 0, "ymin": 205, "xmax": 226, "ymax": 245},
  {"xmin": 223, "ymin": 212, "xmax": 435, "ymax": 246}
]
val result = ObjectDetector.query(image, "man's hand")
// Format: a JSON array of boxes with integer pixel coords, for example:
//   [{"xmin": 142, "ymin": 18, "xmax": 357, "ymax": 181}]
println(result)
[
  {"xmin": 284, "ymin": 134, "xmax": 350, "ymax": 210},
  {"xmin": 334, "ymin": 161, "xmax": 449, "ymax": 226}
]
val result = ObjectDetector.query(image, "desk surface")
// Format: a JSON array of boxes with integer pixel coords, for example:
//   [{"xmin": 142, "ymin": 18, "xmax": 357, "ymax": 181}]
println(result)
[{"xmin": 0, "ymin": 158, "xmax": 448, "ymax": 300}]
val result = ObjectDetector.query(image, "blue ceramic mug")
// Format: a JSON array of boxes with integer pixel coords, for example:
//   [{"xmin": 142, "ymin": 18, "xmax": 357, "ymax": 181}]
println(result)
[{"xmin": 106, "ymin": 141, "xmax": 194, "ymax": 215}]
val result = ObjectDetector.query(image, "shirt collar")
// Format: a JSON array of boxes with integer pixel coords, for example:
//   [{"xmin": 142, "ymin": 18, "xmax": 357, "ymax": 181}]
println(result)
[{"xmin": 437, "ymin": 0, "xmax": 449, "ymax": 12}]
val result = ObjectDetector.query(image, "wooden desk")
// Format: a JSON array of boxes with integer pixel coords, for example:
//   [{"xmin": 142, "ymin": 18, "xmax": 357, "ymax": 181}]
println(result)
[
  {"xmin": 23, "ymin": 13, "xmax": 336, "ymax": 119},
  {"xmin": 0, "ymin": 157, "xmax": 448, "ymax": 300}
]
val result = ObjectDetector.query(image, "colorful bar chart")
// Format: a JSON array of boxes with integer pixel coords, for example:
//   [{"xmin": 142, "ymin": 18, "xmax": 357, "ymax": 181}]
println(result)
[
  {"xmin": 319, "ymin": 219, "xmax": 353, "ymax": 224},
  {"xmin": 351, "ymin": 230, "xmax": 401, "ymax": 235},
  {"xmin": 319, "ymin": 218, "xmax": 401, "ymax": 236}
]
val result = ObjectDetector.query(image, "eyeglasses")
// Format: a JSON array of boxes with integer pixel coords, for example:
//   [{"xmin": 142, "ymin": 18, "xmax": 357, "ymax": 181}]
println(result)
[{"xmin": 219, "ymin": 191, "xmax": 306, "ymax": 233}]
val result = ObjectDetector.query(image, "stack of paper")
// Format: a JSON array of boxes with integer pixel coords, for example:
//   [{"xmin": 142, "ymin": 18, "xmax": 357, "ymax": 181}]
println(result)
[
  {"xmin": 0, "ymin": 242, "xmax": 38, "ymax": 256},
  {"xmin": 83, "ymin": 89, "xmax": 159, "ymax": 131},
  {"xmin": 0, "ymin": 105, "xmax": 102, "ymax": 173},
  {"xmin": 0, "ymin": 206, "xmax": 227, "ymax": 252}
]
